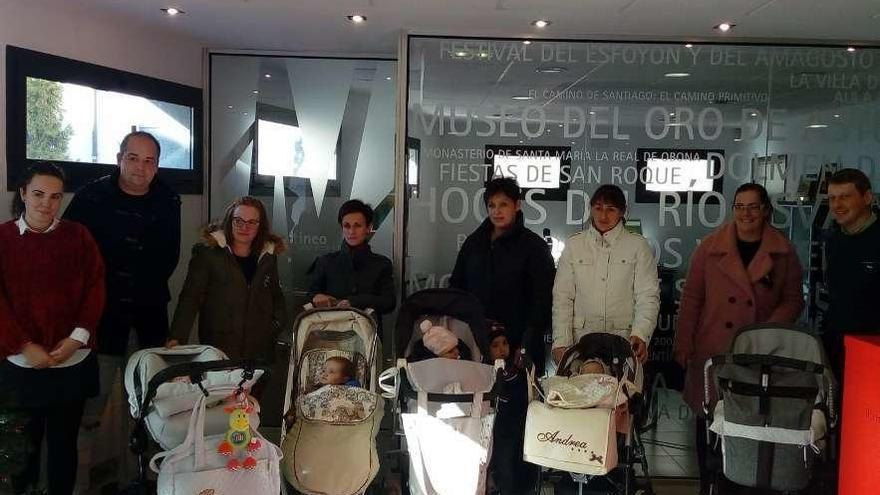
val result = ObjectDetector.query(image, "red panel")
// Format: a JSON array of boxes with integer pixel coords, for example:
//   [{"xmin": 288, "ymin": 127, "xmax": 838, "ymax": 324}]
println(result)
[{"xmin": 839, "ymin": 335, "xmax": 880, "ymax": 494}]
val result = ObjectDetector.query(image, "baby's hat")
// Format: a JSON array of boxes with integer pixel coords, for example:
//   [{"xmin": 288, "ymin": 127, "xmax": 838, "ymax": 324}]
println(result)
[{"xmin": 419, "ymin": 319, "xmax": 458, "ymax": 356}]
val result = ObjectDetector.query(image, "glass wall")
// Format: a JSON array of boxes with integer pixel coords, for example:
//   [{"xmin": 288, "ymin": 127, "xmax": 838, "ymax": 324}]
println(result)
[
  {"xmin": 404, "ymin": 36, "xmax": 880, "ymax": 477},
  {"xmin": 210, "ymin": 53, "xmax": 397, "ymax": 311}
]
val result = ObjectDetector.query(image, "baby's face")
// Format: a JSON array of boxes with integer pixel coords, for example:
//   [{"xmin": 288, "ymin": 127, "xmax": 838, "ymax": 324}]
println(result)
[
  {"xmin": 489, "ymin": 336, "xmax": 509, "ymax": 361},
  {"xmin": 439, "ymin": 347, "xmax": 461, "ymax": 360},
  {"xmin": 579, "ymin": 361, "xmax": 606, "ymax": 375},
  {"xmin": 320, "ymin": 361, "xmax": 348, "ymax": 385}
]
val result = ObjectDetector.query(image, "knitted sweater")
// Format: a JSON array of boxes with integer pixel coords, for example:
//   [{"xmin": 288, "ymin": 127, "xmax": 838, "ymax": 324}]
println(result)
[
  {"xmin": 825, "ymin": 219, "xmax": 880, "ymax": 334},
  {"xmin": 0, "ymin": 219, "xmax": 106, "ymax": 358}
]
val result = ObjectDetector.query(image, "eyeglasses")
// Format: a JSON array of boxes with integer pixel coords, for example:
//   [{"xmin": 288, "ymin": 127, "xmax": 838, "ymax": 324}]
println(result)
[
  {"xmin": 732, "ymin": 203, "xmax": 764, "ymax": 212},
  {"xmin": 232, "ymin": 217, "xmax": 260, "ymax": 228}
]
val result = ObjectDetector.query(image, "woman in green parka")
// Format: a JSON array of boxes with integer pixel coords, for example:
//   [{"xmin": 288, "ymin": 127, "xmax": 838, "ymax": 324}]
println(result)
[{"xmin": 166, "ymin": 196, "xmax": 286, "ymax": 361}]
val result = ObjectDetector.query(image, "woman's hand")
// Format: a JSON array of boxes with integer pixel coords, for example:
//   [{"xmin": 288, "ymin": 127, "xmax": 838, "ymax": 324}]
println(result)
[
  {"xmin": 165, "ymin": 339, "xmax": 180, "ymax": 348},
  {"xmin": 629, "ymin": 336, "xmax": 648, "ymax": 363},
  {"xmin": 551, "ymin": 346, "xmax": 569, "ymax": 365},
  {"xmin": 49, "ymin": 338, "xmax": 83, "ymax": 365},
  {"xmin": 336, "ymin": 299, "xmax": 351, "ymax": 308},
  {"xmin": 312, "ymin": 294, "xmax": 338, "ymax": 308},
  {"xmin": 22, "ymin": 342, "xmax": 56, "ymax": 369}
]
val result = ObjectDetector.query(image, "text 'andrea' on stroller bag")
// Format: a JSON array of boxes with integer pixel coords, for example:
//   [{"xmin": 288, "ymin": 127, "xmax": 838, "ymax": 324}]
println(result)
[
  {"xmin": 703, "ymin": 323, "xmax": 836, "ymax": 492},
  {"xmin": 279, "ymin": 306, "xmax": 384, "ymax": 495},
  {"xmin": 379, "ymin": 288, "xmax": 505, "ymax": 495},
  {"xmin": 523, "ymin": 332, "xmax": 652, "ymax": 495}
]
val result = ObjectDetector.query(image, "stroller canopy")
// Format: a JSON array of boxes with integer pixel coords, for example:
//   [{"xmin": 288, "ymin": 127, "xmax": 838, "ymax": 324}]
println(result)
[
  {"xmin": 558, "ymin": 332, "xmax": 642, "ymax": 392},
  {"xmin": 396, "ymin": 288, "xmax": 488, "ymax": 362}
]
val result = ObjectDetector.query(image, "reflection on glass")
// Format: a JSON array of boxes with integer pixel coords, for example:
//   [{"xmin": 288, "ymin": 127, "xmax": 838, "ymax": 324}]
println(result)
[{"xmin": 25, "ymin": 77, "xmax": 194, "ymax": 169}]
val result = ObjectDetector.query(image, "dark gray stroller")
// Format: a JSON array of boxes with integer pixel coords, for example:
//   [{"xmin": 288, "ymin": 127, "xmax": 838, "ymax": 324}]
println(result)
[{"xmin": 703, "ymin": 323, "xmax": 836, "ymax": 493}]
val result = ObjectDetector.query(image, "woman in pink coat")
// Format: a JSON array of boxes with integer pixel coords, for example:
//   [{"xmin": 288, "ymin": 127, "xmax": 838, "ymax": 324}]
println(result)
[{"xmin": 674, "ymin": 183, "xmax": 804, "ymax": 493}]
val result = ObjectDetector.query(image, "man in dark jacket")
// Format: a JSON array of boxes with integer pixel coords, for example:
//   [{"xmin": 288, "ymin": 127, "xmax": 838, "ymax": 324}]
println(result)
[
  {"xmin": 63, "ymin": 132, "xmax": 181, "ymax": 487},
  {"xmin": 450, "ymin": 177, "xmax": 555, "ymax": 376},
  {"xmin": 824, "ymin": 168, "xmax": 879, "ymax": 376}
]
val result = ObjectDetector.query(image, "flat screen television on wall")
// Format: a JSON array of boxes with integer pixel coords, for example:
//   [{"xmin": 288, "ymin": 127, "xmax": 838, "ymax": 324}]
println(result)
[
  {"xmin": 635, "ymin": 148, "xmax": 724, "ymax": 204},
  {"xmin": 484, "ymin": 145, "xmax": 571, "ymax": 201}
]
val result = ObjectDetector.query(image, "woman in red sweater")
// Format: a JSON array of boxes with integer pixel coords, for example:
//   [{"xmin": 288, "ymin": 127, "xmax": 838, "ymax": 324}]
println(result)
[{"xmin": 0, "ymin": 162, "xmax": 105, "ymax": 495}]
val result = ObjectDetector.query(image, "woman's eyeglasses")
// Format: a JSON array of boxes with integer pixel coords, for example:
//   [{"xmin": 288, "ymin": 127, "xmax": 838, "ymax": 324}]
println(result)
[
  {"xmin": 232, "ymin": 217, "xmax": 260, "ymax": 228},
  {"xmin": 732, "ymin": 203, "xmax": 763, "ymax": 212}
]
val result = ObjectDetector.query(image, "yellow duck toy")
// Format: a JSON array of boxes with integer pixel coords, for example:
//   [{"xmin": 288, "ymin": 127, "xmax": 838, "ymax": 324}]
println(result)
[{"xmin": 217, "ymin": 394, "xmax": 261, "ymax": 470}]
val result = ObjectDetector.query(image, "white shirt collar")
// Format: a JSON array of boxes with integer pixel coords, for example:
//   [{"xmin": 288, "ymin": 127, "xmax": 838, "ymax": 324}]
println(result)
[{"xmin": 16, "ymin": 216, "xmax": 60, "ymax": 235}]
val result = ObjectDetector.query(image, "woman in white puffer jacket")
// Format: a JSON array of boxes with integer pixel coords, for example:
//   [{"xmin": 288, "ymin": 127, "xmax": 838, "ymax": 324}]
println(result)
[{"xmin": 551, "ymin": 184, "xmax": 660, "ymax": 364}]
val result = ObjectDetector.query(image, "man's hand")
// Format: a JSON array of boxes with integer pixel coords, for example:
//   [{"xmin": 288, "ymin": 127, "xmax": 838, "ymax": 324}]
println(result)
[
  {"xmin": 551, "ymin": 346, "xmax": 569, "ymax": 365},
  {"xmin": 312, "ymin": 294, "xmax": 338, "ymax": 308},
  {"xmin": 49, "ymin": 338, "xmax": 83, "ymax": 365},
  {"xmin": 629, "ymin": 336, "xmax": 648, "ymax": 363},
  {"xmin": 165, "ymin": 339, "xmax": 180, "ymax": 348},
  {"xmin": 22, "ymin": 342, "xmax": 56, "ymax": 369}
]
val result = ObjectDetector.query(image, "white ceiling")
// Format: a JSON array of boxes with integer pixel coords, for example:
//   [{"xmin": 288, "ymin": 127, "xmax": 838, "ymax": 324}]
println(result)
[{"xmin": 44, "ymin": 0, "xmax": 880, "ymax": 55}]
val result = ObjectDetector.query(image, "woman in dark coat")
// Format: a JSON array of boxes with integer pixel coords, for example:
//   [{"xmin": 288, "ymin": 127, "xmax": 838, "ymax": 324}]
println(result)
[
  {"xmin": 674, "ymin": 183, "xmax": 804, "ymax": 494},
  {"xmin": 450, "ymin": 177, "xmax": 554, "ymax": 495},
  {"xmin": 167, "ymin": 196, "xmax": 286, "ymax": 361},
  {"xmin": 307, "ymin": 199, "xmax": 395, "ymax": 315},
  {"xmin": 450, "ymin": 177, "xmax": 555, "ymax": 372}
]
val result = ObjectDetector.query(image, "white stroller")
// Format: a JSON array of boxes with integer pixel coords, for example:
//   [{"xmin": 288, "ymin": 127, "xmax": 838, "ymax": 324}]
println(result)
[
  {"xmin": 703, "ymin": 323, "xmax": 835, "ymax": 493},
  {"xmin": 523, "ymin": 332, "xmax": 653, "ymax": 495},
  {"xmin": 124, "ymin": 345, "xmax": 263, "ymax": 490},
  {"xmin": 279, "ymin": 307, "xmax": 384, "ymax": 495},
  {"xmin": 380, "ymin": 288, "xmax": 504, "ymax": 495}
]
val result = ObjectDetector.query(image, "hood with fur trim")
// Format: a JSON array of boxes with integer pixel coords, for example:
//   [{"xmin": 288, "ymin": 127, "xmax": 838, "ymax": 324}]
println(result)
[{"xmin": 200, "ymin": 229, "xmax": 285, "ymax": 259}]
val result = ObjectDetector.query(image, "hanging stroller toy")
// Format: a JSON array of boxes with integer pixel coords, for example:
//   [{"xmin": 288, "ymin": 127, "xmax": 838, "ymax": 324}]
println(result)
[{"xmin": 218, "ymin": 393, "xmax": 262, "ymax": 470}]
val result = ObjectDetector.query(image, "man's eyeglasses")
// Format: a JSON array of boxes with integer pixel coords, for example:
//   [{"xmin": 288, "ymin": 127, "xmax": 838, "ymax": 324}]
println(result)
[
  {"xmin": 232, "ymin": 217, "xmax": 260, "ymax": 228},
  {"xmin": 732, "ymin": 203, "xmax": 763, "ymax": 213}
]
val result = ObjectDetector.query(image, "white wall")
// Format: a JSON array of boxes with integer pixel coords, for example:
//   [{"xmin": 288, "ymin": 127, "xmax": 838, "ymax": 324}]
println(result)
[{"xmin": 0, "ymin": 0, "xmax": 206, "ymax": 314}]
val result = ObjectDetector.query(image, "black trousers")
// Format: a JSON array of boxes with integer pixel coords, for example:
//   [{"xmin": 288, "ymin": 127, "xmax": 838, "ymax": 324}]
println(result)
[
  {"xmin": 12, "ymin": 400, "xmax": 86, "ymax": 495},
  {"xmin": 98, "ymin": 304, "xmax": 169, "ymax": 355}
]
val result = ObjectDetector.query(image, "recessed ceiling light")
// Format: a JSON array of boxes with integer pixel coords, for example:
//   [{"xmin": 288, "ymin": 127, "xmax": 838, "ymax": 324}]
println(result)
[
  {"xmin": 479, "ymin": 52, "xmax": 489, "ymax": 58},
  {"xmin": 847, "ymin": 47, "xmax": 856, "ymax": 53},
  {"xmin": 511, "ymin": 95, "xmax": 534, "ymax": 100},
  {"xmin": 558, "ymin": 123, "xmax": 563, "ymax": 127},
  {"xmin": 252, "ymin": 90, "xmax": 259, "ymax": 94},
  {"xmin": 243, "ymin": 112, "xmax": 248, "ymax": 116},
  {"xmin": 454, "ymin": 51, "xmax": 468, "ymax": 57},
  {"xmin": 518, "ymin": 140, "xmax": 524, "ymax": 144},
  {"xmin": 715, "ymin": 22, "xmax": 735, "ymax": 32},
  {"xmin": 536, "ymin": 66, "xmax": 567, "ymax": 73},
  {"xmin": 684, "ymin": 43, "xmax": 694, "ymax": 48},
  {"xmin": 749, "ymin": 112, "xmax": 757, "ymax": 117},
  {"xmin": 226, "ymin": 105, "xmax": 233, "ymax": 109},
  {"xmin": 588, "ymin": 111, "xmax": 595, "ymax": 116},
  {"xmin": 669, "ymin": 112, "xmax": 676, "ymax": 116},
  {"xmin": 665, "ymin": 72, "xmax": 691, "ymax": 78},
  {"xmin": 806, "ymin": 123, "xmax": 828, "ymax": 129},
  {"xmin": 833, "ymin": 113, "xmax": 841, "ymax": 118},
  {"xmin": 347, "ymin": 14, "xmax": 367, "ymax": 23},
  {"xmin": 532, "ymin": 19, "xmax": 552, "ymax": 28},
  {"xmin": 734, "ymin": 138, "xmax": 742, "ymax": 142},
  {"xmin": 385, "ymin": 76, "xmax": 392, "ymax": 81},
  {"xmin": 161, "ymin": 7, "xmax": 184, "ymax": 16},
  {"xmin": 571, "ymin": 141, "xmax": 576, "ymax": 145},
  {"xmin": 263, "ymin": 73, "xmax": 272, "ymax": 79},
  {"xmin": 523, "ymin": 40, "xmax": 532, "ymax": 45}
]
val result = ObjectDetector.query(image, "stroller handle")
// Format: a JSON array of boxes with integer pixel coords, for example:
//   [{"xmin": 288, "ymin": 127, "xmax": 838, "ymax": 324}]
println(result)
[
  {"xmin": 396, "ymin": 366, "xmax": 504, "ymax": 404},
  {"xmin": 138, "ymin": 359, "xmax": 270, "ymax": 421}
]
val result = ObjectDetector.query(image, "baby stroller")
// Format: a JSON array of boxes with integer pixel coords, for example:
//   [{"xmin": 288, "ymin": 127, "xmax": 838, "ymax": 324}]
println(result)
[
  {"xmin": 379, "ymin": 288, "xmax": 504, "ymax": 495},
  {"xmin": 124, "ymin": 345, "xmax": 264, "ymax": 491},
  {"xmin": 279, "ymin": 306, "xmax": 384, "ymax": 495},
  {"xmin": 703, "ymin": 323, "xmax": 835, "ymax": 493},
  {"xmin": 523, "ymin": 332, "xmax": 653, "ymax": 495}
]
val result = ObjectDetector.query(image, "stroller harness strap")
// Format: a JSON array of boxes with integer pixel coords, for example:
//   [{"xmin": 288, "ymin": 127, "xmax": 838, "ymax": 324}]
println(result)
[{"xmin": 718, "ymin": 379, "xmax": 819, "ymax": 401}]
